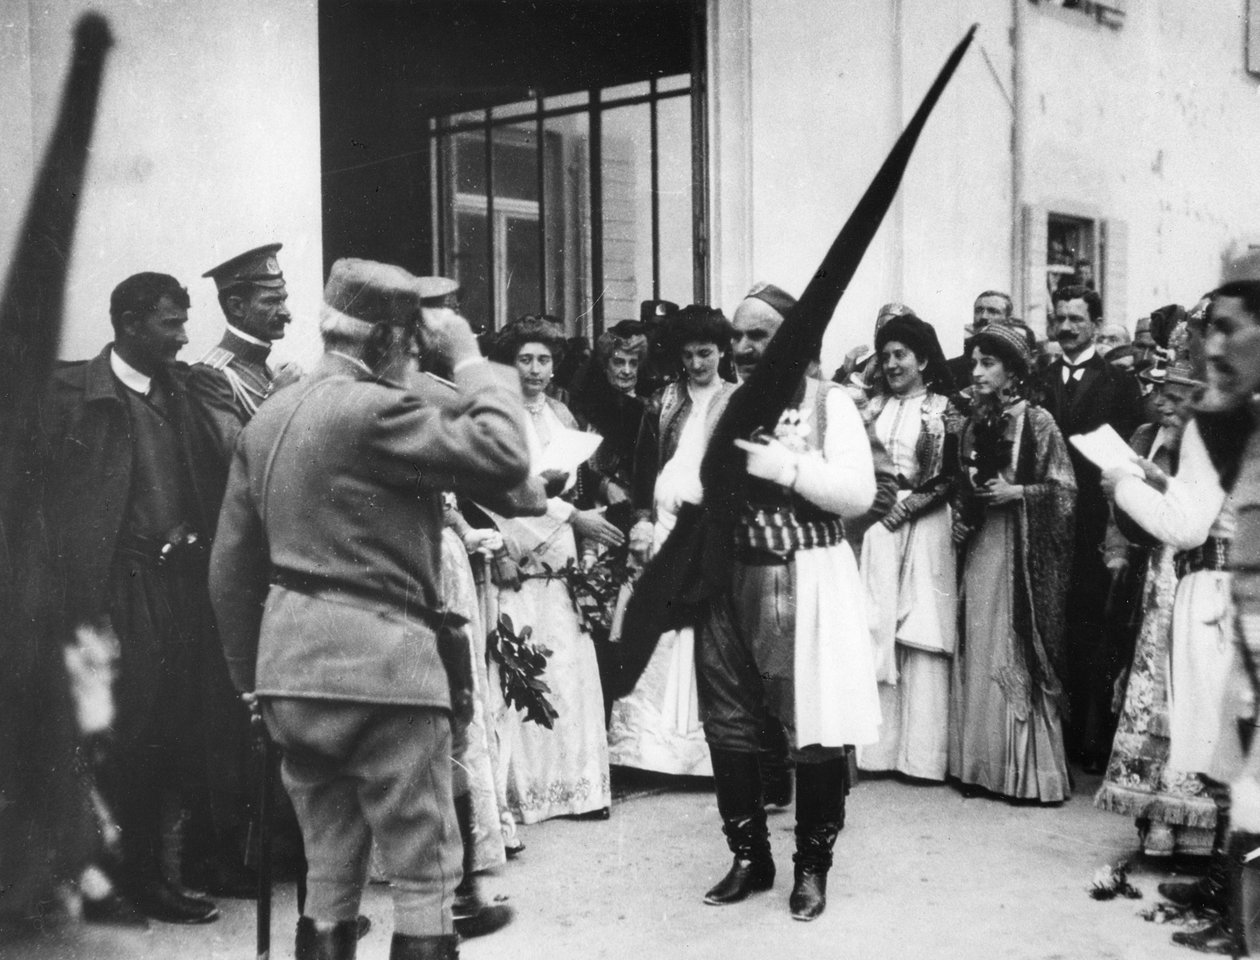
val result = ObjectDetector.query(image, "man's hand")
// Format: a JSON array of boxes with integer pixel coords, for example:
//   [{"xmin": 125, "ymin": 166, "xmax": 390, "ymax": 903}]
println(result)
[
  {"xmin": 271, "ymin": 361, "xmax": 303, "ymax": 391},
  {"xmin": 572, "ymin": 509, "xmax": 625, "ymax": 547},
  {"xmin": 462, "ymin": 528, "xmax": 504, "ymax": 556},
  {"xmin": 734, "ymin": 437, "xmax": 799, "ymax": 488},
  {"xmin": 1132, "ymin": 457, "xmax": 1171, "ymax": 494},
  {"xmin": 419, "ymin": 306, "xmax": 481, "ymax": 369}
]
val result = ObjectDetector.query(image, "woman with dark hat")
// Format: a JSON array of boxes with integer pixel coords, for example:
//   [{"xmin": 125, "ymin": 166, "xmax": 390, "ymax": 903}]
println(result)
[
  {"xmin": 949, "ymin": 323, "xmax": 1077, "ymax": 803},
  {"xmin": 856, "ymin": 314, "xmax": 958, "ymax": 782}
]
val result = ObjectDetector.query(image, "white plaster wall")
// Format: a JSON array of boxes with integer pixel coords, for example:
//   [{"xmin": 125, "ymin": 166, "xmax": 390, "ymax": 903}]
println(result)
[
  {"xmin": 1022, "ymin": 1, "xmax": 1260, "ymax": 329},
  {"xmin": 710, "ymin": 0, "xmax": 1013, "ymax": 369},
  {"xmin": 0, "ymin": 0, "xmax": 323, "ymax": 367}
]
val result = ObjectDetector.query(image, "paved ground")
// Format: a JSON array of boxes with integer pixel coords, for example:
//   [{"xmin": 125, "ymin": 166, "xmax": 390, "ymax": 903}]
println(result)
[{"xmin": 4, "ymin": 768, "xmax": 1216, "ymax": 960}]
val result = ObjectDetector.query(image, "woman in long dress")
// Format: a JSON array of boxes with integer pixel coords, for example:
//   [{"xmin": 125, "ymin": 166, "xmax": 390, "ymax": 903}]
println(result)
[
  {"xmin": 949, "ymin": 324, "xmax": 1077, "ymax": 803},
  {"xmin": 856, "ymin": 314, "xmax": 957, "ymax": 781},
  {"xmin": 1095, "ymin": 365, "xmax": 1221, "ymax": 856},
  {"xmin": 487, "ymin": 316, "xmax": 617, "ymax": 824},
  {"xmin": 608, "ymin": 306, "xmax": 737, "ymax": 776}
]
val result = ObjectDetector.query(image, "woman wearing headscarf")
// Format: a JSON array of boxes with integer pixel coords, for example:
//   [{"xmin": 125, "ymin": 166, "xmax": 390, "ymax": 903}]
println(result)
[
  {"xmin": 856, "ymin": 314, "xmax": 958, "ymax": 782},
  {"xmin": 949, "ymin": 323, "xmax": 1077, "ymax": 803}
]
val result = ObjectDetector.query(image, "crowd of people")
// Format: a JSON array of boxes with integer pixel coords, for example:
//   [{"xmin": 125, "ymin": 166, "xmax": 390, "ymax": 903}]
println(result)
[{"xmin": 11, "ymin": 237, "xmax": 1260, "ymax": 960}]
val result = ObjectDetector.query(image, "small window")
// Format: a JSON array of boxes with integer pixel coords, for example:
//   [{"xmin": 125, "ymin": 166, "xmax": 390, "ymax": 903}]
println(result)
[
  {"xmin": 1028, "ymin": 0, "xmax": 1125, "ymax": 30},
  {"xmin": 1046, "ymin": 213, "xmax": 1098, "ymax": 298}
]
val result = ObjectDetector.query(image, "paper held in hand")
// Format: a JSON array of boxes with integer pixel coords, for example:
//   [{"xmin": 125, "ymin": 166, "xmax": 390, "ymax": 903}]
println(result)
[
  {"xmin": 1069, "ymin": 425, "xmax": 1143, "ymax": 478},
  {"xmin": 538, "ymin": 428, "xmax": 602, "ymax": 475}
]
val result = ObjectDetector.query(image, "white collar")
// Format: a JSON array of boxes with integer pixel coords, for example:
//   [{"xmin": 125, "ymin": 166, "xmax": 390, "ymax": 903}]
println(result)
[
  {"xmin": 327, "ymin": 350, "xmax": 375, "ymax": 377},
  {"xmin": 226, "ymin": 323, "xmax": 272, "ymax": 348},
  {"xmin": 1063, "ymin": 345, "xmax": 1097, "ymax": 367},
  {"xmin": 109, "ymin": 348, "xmax": 151, "ymax": 395}
]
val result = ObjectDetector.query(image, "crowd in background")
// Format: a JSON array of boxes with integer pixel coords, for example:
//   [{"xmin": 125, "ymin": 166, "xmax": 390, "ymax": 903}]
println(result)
[{"xmin": 8, "ymin": 243, "xmax": 1260, "ymax": 957}]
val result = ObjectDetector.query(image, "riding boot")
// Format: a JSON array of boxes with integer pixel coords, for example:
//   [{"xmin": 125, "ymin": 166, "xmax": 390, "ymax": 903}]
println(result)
[
  {"xmin": 703, "ymin": 748, "xmax": 774, "ymax": 905},
  {"xmin": 452, "ymin": 792, "xmax": 513, "ymax": 938},
  {"xmin": 1160, "ymin": 779, "xmax": 1230, "ymax": 912},
  {"xmin": 759, "ymin": 717, "xmax": 794, "ymax": 808},
  {"xmin": 388, "ymin": 933, "xmax": 460, "ymax": 959},
  {"xmin": 296, "ymin": 916, "xmax": 359, "ymax": 960},
  {"xmin": 790, "ymin": 757, "xmax": 847, "ymax": 921}
]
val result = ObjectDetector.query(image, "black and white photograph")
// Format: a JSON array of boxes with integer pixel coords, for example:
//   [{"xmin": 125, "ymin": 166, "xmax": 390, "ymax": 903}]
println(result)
[{"xmin": 4, "ymin": 1, "xmax": 1260, "ymax": 958}]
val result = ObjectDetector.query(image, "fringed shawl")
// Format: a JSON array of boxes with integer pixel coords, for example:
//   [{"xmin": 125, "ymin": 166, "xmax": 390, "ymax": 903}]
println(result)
[{"xmin": 956, "ymin": 403, "xmax": 1076, "ymax": 704}]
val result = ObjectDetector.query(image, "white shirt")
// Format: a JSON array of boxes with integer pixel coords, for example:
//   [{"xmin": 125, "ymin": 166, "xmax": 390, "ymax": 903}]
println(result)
[
  {"xmin": 109, "ymin": 348, "xmax": 151, "ymax": 395},
  {"xmin": 1061, "ymin": 345, "xmax": 1097, "ymax": 382}
]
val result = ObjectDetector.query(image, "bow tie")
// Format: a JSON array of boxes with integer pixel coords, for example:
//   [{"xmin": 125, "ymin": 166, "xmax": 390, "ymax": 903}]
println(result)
[{"xmin": 1061, "ymin": 360, "xmax": 1088, "ymax": 384}]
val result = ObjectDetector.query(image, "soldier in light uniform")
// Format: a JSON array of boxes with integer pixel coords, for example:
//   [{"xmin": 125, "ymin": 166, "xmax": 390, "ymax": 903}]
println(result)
[{"xmin": 191, "ymin": 243, "xmax": 302, "ymax": 443}]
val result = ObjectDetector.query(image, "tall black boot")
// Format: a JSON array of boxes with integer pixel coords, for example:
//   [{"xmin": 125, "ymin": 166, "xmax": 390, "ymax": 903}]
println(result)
[
  {"xmin": 1161, "ymin": 778, "xmax": 1230, "ymax": 911},
  {"xmin": 389, "ymin": 933, "xmax": 460, "ymax": 959},
  {"xmin": 452, "ymin": 792, "xmax": 513, "ymax": 938},
  {"xmin": 759, "ymin": 717, "xmax": 794, "ymax": 808},
  {"xmin": 703, "ymin": 748, "xmax": 774, "ymax": 905},
  {"xmin": 790, "ymin": 757, "xmax": 847, "ymax": 922},
  {"xmin": 296, "ymin": 916, "xmax": 359, "ymax": 960}
]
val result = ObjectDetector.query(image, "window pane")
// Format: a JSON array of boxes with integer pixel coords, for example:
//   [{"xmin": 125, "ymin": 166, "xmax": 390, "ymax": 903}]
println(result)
[
  {"xmin": 453, "ymin": 210, "xmax": 490, "ymax": 332},
  {"xmin": 493, "ymin": 128, "xmax": 538, "ymax": 202},
  {"xmin": 604, "ymin": 80, "xmax": 650, "ymax": 103},
  {"xmin": 505, "ymin": 214, "xmax": 543, "ymax": 323},
  {"xmin": 544, "ymin": 110, "xmax": 591, "ymax": 336},
  {"xmin": 656, "ymin": 73, "xmax": 691, "ymax": 94},
  {"xmin": 453, "ymin": 130, "xmax": 486, "ymax": 195},
  {"xmin": 492, "ymin": 98, "xmax": 534, "ymax": 123},
  {"xmin": 601, "ymin": 103, "xmax": 652, "ymax": 324},
  {"xmin": 655, "ymin": 94, "xmax": 694, "ymax": 307},
  {"xmin": 544, "ymin": 90, "xmax": 588, "ymax": 112}
]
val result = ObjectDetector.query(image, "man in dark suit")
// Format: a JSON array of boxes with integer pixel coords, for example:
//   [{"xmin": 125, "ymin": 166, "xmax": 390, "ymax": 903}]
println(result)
[
  {"xmin": 1039, "ymin": 284, "xmax": 1143, "ymax": 772},
  {"xmin": 30, "ymin": 272, "xmax": 233, "ymax": 923}
]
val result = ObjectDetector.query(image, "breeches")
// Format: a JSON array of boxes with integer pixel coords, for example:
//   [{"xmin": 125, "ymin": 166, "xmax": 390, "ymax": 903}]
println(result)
[
  {"xmin": 263, "ymin": 699, "xmax": 461, "ymax": 937},
  {"xmin": 697, "ymin": 560, "xmax": 842, "ymax": 763}
]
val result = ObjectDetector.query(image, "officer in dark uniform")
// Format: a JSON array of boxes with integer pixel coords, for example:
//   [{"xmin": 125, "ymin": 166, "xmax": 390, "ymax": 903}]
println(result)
[{"xmin": 181, "ymin": 244, "xmax": 301, "ymax": 897}]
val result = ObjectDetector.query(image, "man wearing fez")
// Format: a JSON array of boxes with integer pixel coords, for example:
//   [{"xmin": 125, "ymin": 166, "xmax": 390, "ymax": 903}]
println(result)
[
  {"xmin": 211, "ymin": 258, "xmax": 531, "ymax": 960},
  {"xmin": 698, "ymin": 281, "xmax": 880, "ymax": 922},
  {"xmin": 30, "ymin": 273, "xmax": 231, "ymax": 924},
  {"xmin": 1039, "ymin": 284, "xmax": 1143, "ymax": 773}
]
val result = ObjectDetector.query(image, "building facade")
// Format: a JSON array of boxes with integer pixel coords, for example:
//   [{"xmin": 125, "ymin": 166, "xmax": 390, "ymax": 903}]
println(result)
[{"xmin": 4, "ymin": 0, "xmax": 1260, "ymax": 370}]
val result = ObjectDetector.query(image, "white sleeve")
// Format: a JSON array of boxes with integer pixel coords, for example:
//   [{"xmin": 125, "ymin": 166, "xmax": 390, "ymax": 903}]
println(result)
[
  {"xmin": 545, "ymin": 498, "xmax": 576, "ymax": 524},
  {"xmin": 1112, "ymin": 419, "xmax": 1226, "ymax": 549},
  {"xmin": 792, "ymin": 386, "xmax": 877, "ymax": 519}
]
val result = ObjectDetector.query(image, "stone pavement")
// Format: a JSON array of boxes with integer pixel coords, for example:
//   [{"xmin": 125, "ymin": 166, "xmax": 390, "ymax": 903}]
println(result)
[{"xmin": 3, "ymin": 769, "xmax": 1214, "ymax": 960}]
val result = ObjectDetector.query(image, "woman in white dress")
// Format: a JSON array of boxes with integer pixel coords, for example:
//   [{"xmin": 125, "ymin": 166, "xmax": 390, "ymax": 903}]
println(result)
[
  {"xmin": 856, "ymin": 314, "xmax": 958, "ymax": 781},
  {"xmin": 610, "ymin": 307, "xmax": 738, "ymax": 776},
  {"xmin": 486, "ymin": 316, "xmax": 619, "ymax": 824}
]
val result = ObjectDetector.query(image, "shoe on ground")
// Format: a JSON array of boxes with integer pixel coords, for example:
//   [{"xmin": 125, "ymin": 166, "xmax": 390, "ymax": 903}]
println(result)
[
  {"xmin": 703, "ymin": 857, "xmax": 775, "ymax": 905},
  {"xmin": 454, "ymin": 901, "xmax": 513, "ymax": 939},
  {"xmin": 1170, "ymin": 918, "xmax": 1240, "ymax": 955},
  {"xmin": 1158, "ymin": 877, "xmax": 1225, "ymax": 911},
  {"xmin": 81, "ymin": 892, "xmax": 150, "ymax": 928},
  {"xmin": 789, "ymin": 865, "xmax": 828, "ymax": 921},
  {"xmin": 125, "ymin": 879, "xmax": 219, "ymax": 924}
]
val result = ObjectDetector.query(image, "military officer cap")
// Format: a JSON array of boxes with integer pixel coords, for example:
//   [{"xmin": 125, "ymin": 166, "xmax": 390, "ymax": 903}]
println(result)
[
  {"xmin": 203, "ymin": 243, "xmax": 285, "ymax": 292},
  {"xmin": 640, "ymin": 299, "xmax": 679, "ymax": 326},
  {"xmin": 415, "ymin": 275, "xmax": 459, "ymax": 307}
]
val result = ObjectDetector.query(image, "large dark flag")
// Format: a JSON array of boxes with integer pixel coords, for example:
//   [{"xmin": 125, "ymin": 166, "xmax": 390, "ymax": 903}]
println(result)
[{"xmin": 609, "ymin": 25, "xmax": 977, "ymax": 699}]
